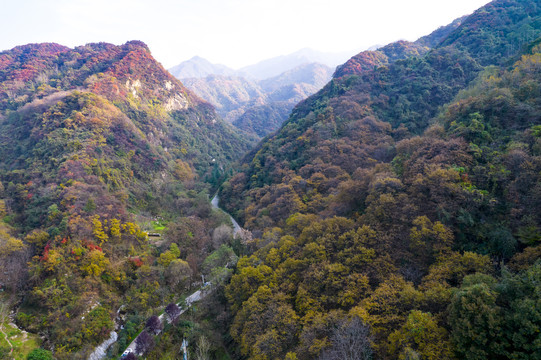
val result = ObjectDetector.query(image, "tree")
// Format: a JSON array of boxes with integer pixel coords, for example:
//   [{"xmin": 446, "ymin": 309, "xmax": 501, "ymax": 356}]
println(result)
[
  {"xmin": 449, "ymin": 265, "xmax": 541, "ymax": 360},
  {"xmin": 165, "ymin": 303, "xmax": 181, "ymax": 323},
  {"xmin": 135, "ymin": 330, "xmax": 154, "ymax": 354},
  {"xmin": 145, "ymin": 315, "xmax": 162, "ymax": 335},
  {"xmin": 212, "ymin": 224, "xmax": 233, "ymax": 248},
  {"xmin": 124, "ymin": 353, "xmax": 137, "ymax": 360},
  {"xmin": 488, "ymin": 227, "xmax": 517, "ymax": 261},
  {"xmin": 109, "ymin": 218, "xmax": 122, "ymax": 240},
  {"xmin": 409, "ymin": 216, "xmax": 453, "ymax": 267},
  {"xmin": 165, "ymin": 259, "xmax": 192, "ymax": 289},
  {"xmin": 82, "ymin": 306, "xmax": 114, "ymax": 345},
  {"xmin": 231, "ymin": 286, "xmax": 300, "ymax": 359},
  {"xmin": 225, "ymin": 257, "xmax": 273, "ymax": 312},
  {"xmin": 318, "ymin": 317, "xmax": 373, "ymax": 360},
  {"xmin": 448, "ymin": 274, "xmax": 502, "ymax": 360},
  {"xmin": 201, "ymin": 245, "xmax": 238, "ymax": 274},
  {"xmin": 388, "ymin": 310, "xmax": 454, "ymax": 360},
  {"xmin": 81, "ymin": 249, "xmax": 110, "ymax": 277},
  {"xmin": 27, "ymin": 348, "xmax": 54, "ymax": 360},
  {"xmin": 92, "ymin": 215, "xmax": 108, "ymax": 245},
  {"xmin": 158, "ymin": 243, "xmax": 181, "ymax": 267},
  {"xmin": 195, "ymin": 335, "xmax": 211, "ymax": 360}
]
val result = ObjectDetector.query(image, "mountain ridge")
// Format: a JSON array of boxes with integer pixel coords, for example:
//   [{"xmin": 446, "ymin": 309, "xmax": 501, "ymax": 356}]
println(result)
[
  {"xmin": 219, "ymin": 1, "xmax": 541, "ymax": 359},
  {"xmin": 167, "ymin": 55, "xmax": 237, "ymax": 79},
  {"xmin": 0, "ymin": 39, "xmax": 254, "ymax": 358}
]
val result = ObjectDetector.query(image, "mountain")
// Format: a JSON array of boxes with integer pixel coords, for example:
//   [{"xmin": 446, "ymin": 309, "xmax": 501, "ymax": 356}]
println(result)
[
  {"xmin": 333, "ymin": 15, "xmax": 468, "ymax": 79},
  {"xmin": 181, "ymin": 62, "xmax": 334, "ymax": 137},
  {"xmin": 333, "ymin": 40, "xmax": 430, "ymax": 78},
  {"xmin": 168, "ymin": 55, "xmax": 236, "ymax": 78},
  {"xmin": 238, "ymin": 48, "xmax": 354, "ymax": 80},
  {"xmin": 181, "ymin": 75, "xmax": 265, "ymax": 123},
  {"xmin": 259, "ymin": 62, "xmax": 333, "ymax": 93},
  {"xmin": 0, "ymin": 40, "xmax": 255, "ymax": 358},
  {"xmin": 220, "ymin": 1, "xmax": 541, "ymax": 359},
  {"xmin": 168, "ymin": 51, "xmax": 344, "ymax": 137}
]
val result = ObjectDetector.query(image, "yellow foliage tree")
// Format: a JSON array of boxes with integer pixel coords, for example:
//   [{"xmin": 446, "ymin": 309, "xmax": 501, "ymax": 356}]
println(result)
[
  {"xmin": 388, "ymin": 310, "xmax": 455, "ymax": 360},
  {"xmin": 109, "ymin": 218, "xmax": 121, "ymax": 240},
  {"xmin": 81, "ymin": 249, "xmax": 110, "ymax": 277},
  {"xmin": 92, "ymin": 215, "xmax": 109, "ymax": 246}
]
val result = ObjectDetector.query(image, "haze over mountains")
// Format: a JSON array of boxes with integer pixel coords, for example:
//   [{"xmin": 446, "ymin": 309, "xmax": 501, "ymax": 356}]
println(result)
[
  {"xmin": 169, "ymin": 48, "xmax": 354, "ymax": 80},
  {"xmin": 169, "ymin": 49, "xmax": 353, "ymax": 137},
  {"xmin": 168, "ymin": 56, "xmax": 237, "ymax": 79}
]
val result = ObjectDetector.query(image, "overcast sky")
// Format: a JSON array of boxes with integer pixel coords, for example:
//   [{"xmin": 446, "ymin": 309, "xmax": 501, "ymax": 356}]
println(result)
[{"xmin": 1, "ymin": 0, "xmax": 491, "ymax": 69}]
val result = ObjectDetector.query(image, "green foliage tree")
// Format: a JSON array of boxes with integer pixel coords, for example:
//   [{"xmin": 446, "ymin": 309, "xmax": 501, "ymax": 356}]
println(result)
[
  {"xmin": 27, "ymin": 348, "xmax": 54, "ymax": 360},
  {"xmin": 388, "ymin": 310, "xmax": 454, "ymax": 360},
  {"xmin": 82, "ymin": 306, "xmax": 114, "ymax": 345},
  {"xmin": 158, "ymin": 243, "xmax": 181, "ymax": 267},
  {"xmin": 449, "ymin": 264, "xmax": 541, "ymax": 360}
]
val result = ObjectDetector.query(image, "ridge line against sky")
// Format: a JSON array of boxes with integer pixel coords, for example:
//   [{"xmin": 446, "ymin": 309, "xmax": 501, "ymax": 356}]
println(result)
[{"xmin": 1, "ymin": 0, "xmax": 491, "ymax": 69}]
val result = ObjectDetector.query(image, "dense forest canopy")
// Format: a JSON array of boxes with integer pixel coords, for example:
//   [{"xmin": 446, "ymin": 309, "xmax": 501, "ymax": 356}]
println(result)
[{"xmin": 219, "ymin": 0, "xmax": 541, "ymax": 358}]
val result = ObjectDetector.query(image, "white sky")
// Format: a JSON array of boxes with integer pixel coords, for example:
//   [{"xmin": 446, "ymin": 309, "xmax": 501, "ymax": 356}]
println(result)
[{"xmin": 1, "ymin": 0, "xmax": 491, "ymax": 69}]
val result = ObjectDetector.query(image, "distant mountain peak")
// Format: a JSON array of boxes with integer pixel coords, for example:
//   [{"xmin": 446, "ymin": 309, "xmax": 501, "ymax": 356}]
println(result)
[
  {"xmin": 168, "ymin": 56, "xmax": 236, "ymax": 79},
  {"xmin": 189, "ymin": 55, "xmax": 206, "ymax": 61}
]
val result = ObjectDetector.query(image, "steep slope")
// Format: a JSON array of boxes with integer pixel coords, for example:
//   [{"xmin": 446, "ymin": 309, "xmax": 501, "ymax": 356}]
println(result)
[
  {"xmin": 439, "ymin": 0, "xmax": 540, "ymax": 65},
  {"xmin": 221, "ymin": 1, "xmax": 541, "ymax": 359},
  {"xmin": 333, "ymin": 40, "xmax": 429, "ymax": 78},
  {"xmin": 232, "ymin": 102, "xmax": 293, "ymax": 138},
  {"xmin": 415, "ymin": 15, "xmax": 468, "ymax": 48},
  {"xmin": 0, "ymin": 41, "xmax": 254, "ymax": 358},
  {"xmin": 168, "ymin": 55, "xmax": 236, "ymax": 78}
]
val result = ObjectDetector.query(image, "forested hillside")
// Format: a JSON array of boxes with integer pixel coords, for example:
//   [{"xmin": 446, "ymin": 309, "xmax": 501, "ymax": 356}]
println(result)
[
  {"xmin": 220, "ymin": 0, "xmax": 541, "ymax": 359},
  {"xmin": 0, "ymin": 41, "xmax": 253, "ymax": 358}
]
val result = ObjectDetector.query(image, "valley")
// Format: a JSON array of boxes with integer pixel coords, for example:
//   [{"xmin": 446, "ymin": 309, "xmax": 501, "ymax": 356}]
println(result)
[
  {"xmin": 0, "ymin": 0, "xmax": 540, "ymax": 359},
  {"xmin": 173, "ymin": 56, "xmax": 337, "ymax": 138}
]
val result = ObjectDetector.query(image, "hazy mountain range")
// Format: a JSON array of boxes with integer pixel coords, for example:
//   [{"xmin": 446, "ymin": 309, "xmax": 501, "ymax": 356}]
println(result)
[
  {"xmin": 169, "ymin": 48, "xmax": 354, "ymax": 80},
  {"xmin": 172, "ymin": 52, "xmax": 340, "ymax": 137},
  {"xmin": 237, "ymin": 48, "xmax": 354, "ymax": 80}
]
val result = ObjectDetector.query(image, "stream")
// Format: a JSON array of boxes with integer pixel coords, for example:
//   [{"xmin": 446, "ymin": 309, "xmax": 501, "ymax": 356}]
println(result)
[
  {"xmin": 211, "ymin": 194, "xmax": 242, "ymax": 237},
  {"xmin": 88, "ymin": 195, "xmax": 240, "ymax": 359}
]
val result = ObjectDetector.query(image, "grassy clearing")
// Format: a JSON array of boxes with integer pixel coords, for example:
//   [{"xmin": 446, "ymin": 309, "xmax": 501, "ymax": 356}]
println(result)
[
  {"xmin": 0, "ymin": 320, "xmax": 41, "ymax": 359},
  {"xmin": 1, "ymin": 295, "xmax": 41, "ymax": 360},
  {"xmin": 151, "ymin": 220, "xmax": 167, "ymax": 231}
]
